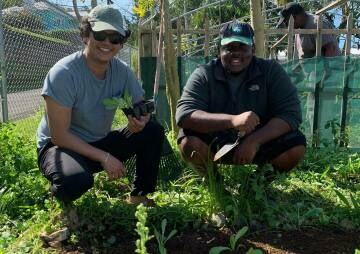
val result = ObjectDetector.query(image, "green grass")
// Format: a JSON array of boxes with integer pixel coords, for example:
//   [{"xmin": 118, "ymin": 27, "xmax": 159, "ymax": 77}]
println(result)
[{"xmin": 0, "ymin": 113, "xmax": 359, "ymax": 253}]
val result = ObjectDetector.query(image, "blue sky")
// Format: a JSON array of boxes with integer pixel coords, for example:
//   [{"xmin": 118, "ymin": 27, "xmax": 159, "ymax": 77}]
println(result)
[{"xmin": 50, "ymin": 0, "xmax": 135, "ymax": 19}]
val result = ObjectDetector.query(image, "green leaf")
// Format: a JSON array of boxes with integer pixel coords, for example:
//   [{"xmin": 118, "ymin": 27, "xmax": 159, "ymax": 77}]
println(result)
[
  {"xmin": 230, "ymin": 226, "xmax": 248, "ymax": 249},
  {"xmin": 103, "ymin": 98, "xmax": 119, "ymax": 109},
  {"xmin": 154, "ymin": 227, "xmax": 161, "ymax": 243},
  {"xmin": 320, "ymin": 165, "xmax": 330, "ymax": 179},
  {"xmin": 246, "ymin": 247, "xmax": 263, "ymax": 254},
  {"xmin": 350, "ymin": 193, "xmax": 359, "ymax": 210},
  {"xmin": 161, "ymin": 219, "xmax": 167, "ymax": 238},
  {"xmin": 122, "ymin": 89, "xmax": 133, "ymax": 107},
  {"xmin": 165, "ymin": 229, "xmax": 177, "ymax": 242},
  {"xmin": 209, "ymin": 246, "xmax": 231, "ymax": 254},
  {"xmin": 334, "ymin": 189, "xmax": 351, "ymax": 208},
  {"xmin": 303, "ymin": 208, "xmax": 323, "ymax": 218}
]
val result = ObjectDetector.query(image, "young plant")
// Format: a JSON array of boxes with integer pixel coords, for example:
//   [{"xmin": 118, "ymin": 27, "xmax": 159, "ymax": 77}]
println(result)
[
  {"xmin": 209, "ymin": 226, "xmax": 248, "ymax": 254},
  {"xmin": 103, "ymin": 89, "xmax": 133, "ymax": 110},
  {"xmin": 134, "ymin": 204, "xmax": 153, "ymax": 254},
  {"xmin": 153, "ymin": 218, "xmax": 177, "ymax": 254}
]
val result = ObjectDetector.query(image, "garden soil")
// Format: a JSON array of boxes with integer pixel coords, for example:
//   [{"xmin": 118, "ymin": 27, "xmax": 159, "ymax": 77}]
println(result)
[{"xmin": 58, "ymin": 228, "xmax": 360, "ymax": 254}]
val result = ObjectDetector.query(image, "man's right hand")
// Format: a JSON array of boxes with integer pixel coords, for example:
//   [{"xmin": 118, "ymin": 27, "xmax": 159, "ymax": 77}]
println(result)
[
  {"xmin": 231, "ymin": 111, "xmax": 260, "ymax": 134},
  {"xmin": 101, "ymin": 153, "xmax": 127, "ymax": 180}
]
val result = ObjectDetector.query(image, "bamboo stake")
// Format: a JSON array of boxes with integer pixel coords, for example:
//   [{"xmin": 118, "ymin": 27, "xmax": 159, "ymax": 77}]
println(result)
[
  {"xmin": 315, "ymin": 14, "xmax": 323, "ymax": 57},
  {"xmin": 287, "ymin": 15, "xmax": 294, "ymax": 61},
  {"xmin": 204, "ymin": 14, "xmax": 210, "ymax": 61},
  {"xmin": 162, "ymin": 0, "xmax": 181, "ymax": 134},
  {"xmin": 176, "ymin": 19, "xmax": 182, "ymax": 57},
  {"xmin": 340, "ymin": 13, "xmax": 353, "ymax": 146}
]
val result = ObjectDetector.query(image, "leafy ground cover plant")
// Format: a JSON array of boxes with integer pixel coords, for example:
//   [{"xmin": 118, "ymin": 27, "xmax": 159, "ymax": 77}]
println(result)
[{"xmin": 1, "ymin": 116, "xmax": 359, "ymax": 253}]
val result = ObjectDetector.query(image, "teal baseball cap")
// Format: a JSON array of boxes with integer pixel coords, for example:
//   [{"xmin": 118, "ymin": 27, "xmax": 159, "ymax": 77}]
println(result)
[
  {"xmin": 88, "ymin": 5, "xmax": 126, "ymax": 36},
  {"xmin": 220, "ymin": 21, "xmax": 254, "ymax": 46}
]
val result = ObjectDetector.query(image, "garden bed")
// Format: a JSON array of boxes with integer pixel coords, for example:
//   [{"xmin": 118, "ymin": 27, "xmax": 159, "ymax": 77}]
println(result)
[{"xmin": 52, "ymin": 228, "xmax": 360, "ymax": 253}]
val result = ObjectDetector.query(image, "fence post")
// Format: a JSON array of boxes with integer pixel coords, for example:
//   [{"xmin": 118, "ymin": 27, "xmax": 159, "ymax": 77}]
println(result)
[
  {"xmin": 204, "ymin": 14, "xmax": 209, "ymax": 63},
  {"xmin": 287, "ymin": 15, "xmax": 294, "ymax": 61},
  {"xmin": 311, "ymin": 14, "xmax": 323, "ymax": 147},
  {"xmin": 176, "ymin": 18, "xmax": 182, "ymax": 89},
  {"xmin": 340, "ymin": 13, "xmax": 352, "ymax": 147},
  {"xmin": 0, "ymin": 1, "xmax": 8, "ymax": 122}
]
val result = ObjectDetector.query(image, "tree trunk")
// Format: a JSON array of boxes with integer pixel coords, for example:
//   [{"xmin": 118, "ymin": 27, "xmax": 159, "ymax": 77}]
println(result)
[
  {"xmin": 72, "ymin": 0, "xmax": 81, "ymax": 22},
  {"xmin": 161, "ymin": 0, "xmax": 180, "ymax": 135},
  {"xmin": 250, "ymin": 0, "xmax": 265, "ymax": 58}
]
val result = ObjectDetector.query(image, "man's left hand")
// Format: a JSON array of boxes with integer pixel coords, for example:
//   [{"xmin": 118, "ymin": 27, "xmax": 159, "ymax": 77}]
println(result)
[
  {"xmin": 127, "ymin": 114, "xmax": 150, "ymax": 133},
  {"xmin": 233, "ymin": 139, "xmax": 259, "ymax": 165}
]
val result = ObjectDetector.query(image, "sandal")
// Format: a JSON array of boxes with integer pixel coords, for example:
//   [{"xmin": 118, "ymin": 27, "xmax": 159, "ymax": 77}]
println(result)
[{"xmin": 126, "ymin": 196, "xmax": 156, "ymax": 207}]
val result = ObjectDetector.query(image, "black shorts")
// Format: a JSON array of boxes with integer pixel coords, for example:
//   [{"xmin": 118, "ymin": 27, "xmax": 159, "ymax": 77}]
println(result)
[{"xmin": 178, "ymin": 128, "xmax": 306, "ymax": 165}]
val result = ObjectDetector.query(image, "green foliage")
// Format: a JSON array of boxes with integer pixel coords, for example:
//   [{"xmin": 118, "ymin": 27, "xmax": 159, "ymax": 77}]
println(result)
[
  {"xmin": 324, "ymin": 118, "xmax": 349, "ymax": 148},
  {"xmin": 103, "ymin": 89, "xmax": 133, "ymax": 110},
  {"xmin": 209, "ymin": 226, "xmax": 262, "ymax": 254},
  {"xmin": 153, "ymin": 218, "xmax": 177, "ymax": 254},
  {"xmin": 135, "ymin": 204, "xmax": 153, "ymax": 254},
  {"xmin": 133, "ymin": 0, "xmax": 156, "ymax": 17},
  {"xmin": 0, "ymin": 123, "xmax": 49, "ymax": 251},
  {"xmin": 1, "ymin": 115, "xmax": 359, "ymax": 252}
]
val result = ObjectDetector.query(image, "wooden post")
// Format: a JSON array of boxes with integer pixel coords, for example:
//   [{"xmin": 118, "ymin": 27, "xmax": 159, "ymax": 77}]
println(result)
[
  {"xmin": 315, "ymin": 14, "xmax": 323, "ymax": 57},
  {"xmin": 177, "ymin": 18, "xmax": 182, "ymax": 57},
  {"xmin": 141, "ymin": 24, "xmax": 153, "ymax": 57},
  {"xmin": 137, "ymin": 20, "xmax": 143, "ymax": 80},
  {"xmin": 204, "ymin": 14, "xmax": 210, "ymax": 62},
  {"xmin": 250, "ymin": 0, "xmax": 265, "ymax": 57},
  {"xmin": 176, "ymin": 18, "xmax": 182, "ymax": 88},
  {"xmin": 262, "ymin": 0, "xmax": 269, "ymax": 57},
  {"xmin": 151, "ymin": 21, "xmax": 158, "ymax": 57},
  {"xmin": 287, "ymin": 15, "xmax": 294, "ymax": 61},
  {"xmin": 162, "ymin": 0, "xmax": 181, "ymax": 134},
  {"xmin": 312, "ymin": 14, "xmax": 323, "ymax": 146},
  {"xmin": 340, "ymin": 13, "xmax": 353, "ymax": 146}
]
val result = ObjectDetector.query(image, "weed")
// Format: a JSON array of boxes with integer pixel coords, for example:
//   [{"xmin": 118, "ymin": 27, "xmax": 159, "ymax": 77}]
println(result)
[
  {"xmin": 153, "ymin": 218, "xmax": 177, "ymax": 254},
  {"xmin": 209, "ymin": 226, "xmax": 262, "ymax": 254},
  {"xmin": 134, "ymin": 204, "xmax": 153, "ymax": 254}
]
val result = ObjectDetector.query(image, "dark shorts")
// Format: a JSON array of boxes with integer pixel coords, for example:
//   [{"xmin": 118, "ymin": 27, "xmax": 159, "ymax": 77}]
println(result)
[{"xmin": 178, "ymin": 128, "xmax": 306, "ymax": 165}]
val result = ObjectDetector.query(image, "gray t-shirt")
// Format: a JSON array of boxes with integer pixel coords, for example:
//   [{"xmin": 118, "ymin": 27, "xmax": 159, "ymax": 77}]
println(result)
[
  {"xmin": 296, "ymin": 13, "xmax": 341, "ymax": 59},
  {"xmin": 36, "ymin": 51, "xmax": 144, "ymax": 148}
]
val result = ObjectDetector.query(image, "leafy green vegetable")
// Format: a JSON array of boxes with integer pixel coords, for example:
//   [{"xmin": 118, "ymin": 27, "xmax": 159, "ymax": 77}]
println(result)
[{"xmin": 102, "ymin": 89, "xmax": 133, "ymax": 110}]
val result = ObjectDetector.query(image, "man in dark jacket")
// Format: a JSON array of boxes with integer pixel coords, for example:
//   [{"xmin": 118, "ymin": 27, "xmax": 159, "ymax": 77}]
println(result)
[{"xmin": 175, "ymin": 21, "xmax": 306, "ymax": 176}]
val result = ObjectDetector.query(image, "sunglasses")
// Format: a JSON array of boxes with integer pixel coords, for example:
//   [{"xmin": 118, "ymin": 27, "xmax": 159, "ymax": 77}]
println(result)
[
  {"xmin": 221, "ymin": 44, "xmax": 252, "ymax": 53},
  {"xmin": 92, "ymin": 30, "xmax": 125, "ymax": 44}
]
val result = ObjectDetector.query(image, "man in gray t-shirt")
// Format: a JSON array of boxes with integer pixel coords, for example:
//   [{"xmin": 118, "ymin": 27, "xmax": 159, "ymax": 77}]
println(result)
[
  {"xmin": 277, "ymin": 3, "xmax": 341, "ymax": 59},
  {"xmin": 36, "ymin": 5, "xmax": 164, "ymax": 207}
]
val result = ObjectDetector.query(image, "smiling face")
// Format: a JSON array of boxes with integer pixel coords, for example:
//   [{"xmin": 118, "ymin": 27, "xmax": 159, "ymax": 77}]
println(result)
[
  {"xmin": 220, "ymin": 42, "xmax": 254, "ymax": 73},
  {"xmin": 83, "ymin": 30, "xmax": 123, "ymax": 65}
]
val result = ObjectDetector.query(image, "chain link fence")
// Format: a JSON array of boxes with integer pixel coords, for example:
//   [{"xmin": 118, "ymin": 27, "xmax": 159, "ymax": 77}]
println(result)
[{"xmin": 0, "ymin": 0, "xmax": 136, "ymax": 129}]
